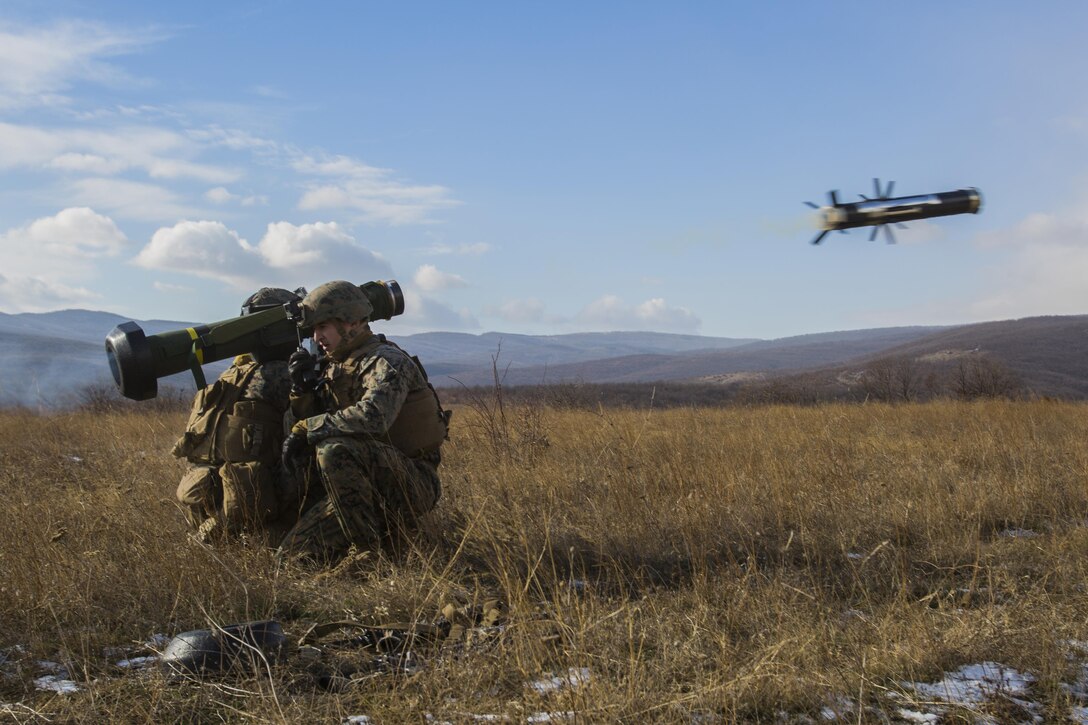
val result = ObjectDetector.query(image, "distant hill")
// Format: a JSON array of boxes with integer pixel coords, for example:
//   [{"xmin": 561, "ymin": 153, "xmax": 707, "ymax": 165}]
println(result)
[
  {"xmin": 0, "ymin": 311, "xmax": 755, "ymax": 407},
  {"xmin": 0, "ymin": 310, "xmax": 225, "ymax": 408},
  {"xmin": 427, "ymin": 326, "xmax": 946, "ymax": 387},
  {"xmin": 3, "ymin": 308, "xmax": 1088, "ymax": 407},
  {"xmin": 391, "ymin": 330, "xmax": 759, "ymax": 380},
  {"xmin": 0, "ymin": 309, "xmax": 197, "ymax": 344},
  {"xmin": 756, "ymin": 314, "xmax": 1088, "ymax": 400}
]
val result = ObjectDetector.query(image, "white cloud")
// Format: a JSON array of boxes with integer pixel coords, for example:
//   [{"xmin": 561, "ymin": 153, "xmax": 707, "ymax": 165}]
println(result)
[
  {"xmin": 0, "ymin": 20, "xmax": 156, "ymax": 109},
  {"xmin": 420, "ymin": 241, "xmax": 493, "ymax": 256},
  {"xmin": 973, "ymin": 212, "xmax": 1078, "ymax": 250},
  {"xmin": 257, "ymin": 220, "xmax": 352, "ymax": 268},
  {"xmin": 0, "ymin": 272, "xmax": 99, "ymax": 312},
  {"xmin": 133, "ymin": 220, "xmax": 259, "ymax": 287},
  {"xmin": 965, "ymin": 208, "xmax": 1088, "ymax": 319},
  {"xmin": 298, "ymin": 181, "xmax": 457, "ymax": 225},
  {"xmin": 862, "ymin": 206, "xmax": 1088, "ymax": 328},
  {"xmin": 9, "ymin": 207, "xmax": 128, "ymax": 259},
  {"xmin": 256, "ymin": 221, "xmax": 393, "ymax": 282},
  {"xmin": 0, "ymin": 122, "xmax": 241, "ymax": 184},
  {"xmin": 204, "ymin": 186, "xmax": 268, "ymax": 206},
  {"xmin": 205, "ymin": 186, "xmax": 236, "ymax": 204},
  {"xmin": 294, "ymin": 151, "xmax": 459, "ymax": 225},
  {"xmin": 634, "ymin": 298, "xmax": 700, "ymax": 328},
  {"xmin": 414, "ymin": 264, "xmax": 467, "ymax": 292},
  {"xmin": 0, "ymin": 207, "xmax": 128, "ymax": 311},
  {"xmin": 578, "ymin": 294, "xmax": 701, "ymax": 332},
  {"xmin": 68, "ymin": 177, "xmax": 204, "ymax": 221},
  {"xmin": 484, "ymin": 295, "xmax": 699, "ymax": 331},
  {"xmin": 132, "ymin": 219, "xmax": 396, "ymax": 293},
  {"xmin": 494, "ymin": 298, "xmax": 546, "ymax": 324},
  {"xmin": 187, "ymin": 126, "xmax": 279, "ymax": 153},
  {"xmin": 291, "ymin": 154, "xmax": 390, "ymax": 178},
  {"xmin": 395, "ymin": 289, "xmax": 479, "ymax": 333},
  {"xmin": 152, "ymin": 280, "xmax": 192, "ymax": 293},
  {"xmin": 0, "ymin": 121, "xmax": 66, "ymax": 167},
  {"xmin": 47, "ymin": 152, "xmax": 127, "ymax": 174},
  {"xmin": 888, "ymin": 219, "xmax": 944, "ymax": 245}
]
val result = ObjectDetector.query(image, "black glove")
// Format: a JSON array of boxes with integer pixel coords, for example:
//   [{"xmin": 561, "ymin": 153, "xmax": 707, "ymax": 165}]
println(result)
[
  {"xmin": 281, "ymin": 431, "xmax": 311, "ymax": 476},
  {"xmin": 287, "ymin": 348, "xmax": 318, "ymax": 394}
]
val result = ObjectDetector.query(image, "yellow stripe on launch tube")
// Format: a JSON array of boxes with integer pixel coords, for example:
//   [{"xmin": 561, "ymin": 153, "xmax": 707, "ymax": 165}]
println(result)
[{"xmin": 186, "ymin": 327, "xmax": 205, "ymax": 364}]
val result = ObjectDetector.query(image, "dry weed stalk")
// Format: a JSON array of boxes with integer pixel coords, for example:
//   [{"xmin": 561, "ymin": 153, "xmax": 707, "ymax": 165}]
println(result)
[{"xmin": 0, "ymin": 400, "xmax": 1086, "ymax": 720}]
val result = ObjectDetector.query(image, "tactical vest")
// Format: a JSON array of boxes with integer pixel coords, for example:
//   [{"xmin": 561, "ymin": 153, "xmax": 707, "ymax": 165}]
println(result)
[
  {"xmin": 172, "ymin": 358, "xmax": 285, "ymax": 465},
  {"xmin": 325, "ymin": 336, "xmax": 450, "ymax": 457}
]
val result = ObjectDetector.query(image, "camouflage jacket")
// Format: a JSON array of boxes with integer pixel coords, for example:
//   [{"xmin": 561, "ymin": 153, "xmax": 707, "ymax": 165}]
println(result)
[
  {"xmin": 241, "ymin": 358, "xmax": 292, "ymax": 407},
  {"xmin": 173, "ymin": 355, "xmax": 291, "ymax": 465},
  {"xmin": 291, "ymin": 331, "xmax": 433, "ymax": 445}
]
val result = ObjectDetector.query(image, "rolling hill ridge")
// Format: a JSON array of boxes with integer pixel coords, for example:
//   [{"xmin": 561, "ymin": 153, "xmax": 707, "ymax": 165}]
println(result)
[{"xmin": 1, "ymin": 309, "xmax": 1085, "ymax": 406}]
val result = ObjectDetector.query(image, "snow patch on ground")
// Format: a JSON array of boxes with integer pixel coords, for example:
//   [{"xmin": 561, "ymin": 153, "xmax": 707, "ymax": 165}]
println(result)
[
  {"xmin": 116, "ymin": 655, "xmax": 160, "ymax": 669},
  {"xmin": 905, "ymin": 661, "xmax": 1034, "ymax": 705},
  {"xmin": 893, "ymin": 661, "xmax": 1043, "ymax": 722},
  {"xmin": 526, "ymin": 712, "xmax": 575, "ymax": 723},
  {"xmin": 13, "ymin": 635, "xmax": 1088, "ymax": 722},
  {"xmin": 529, "ymin": 668, "xmax": 591, "ymax": 695},
  {"xmin": 34, "ymin": 675, "xmax": 80, "ymax": 694},
  {"xmin": 998, "ymin": 528, "xmax": 1039, "ymax": 539}
]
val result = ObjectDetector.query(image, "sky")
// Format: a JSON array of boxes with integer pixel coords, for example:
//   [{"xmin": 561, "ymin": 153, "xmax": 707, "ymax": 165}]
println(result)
[{"xmin": 1, "ymin": 1, "xmax": 1087, "ymax": 340}]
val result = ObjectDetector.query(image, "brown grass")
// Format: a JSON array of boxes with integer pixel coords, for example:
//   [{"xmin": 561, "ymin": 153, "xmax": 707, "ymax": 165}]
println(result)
[{"xmin": 1, "ymin": 399, "xmax": 1088, "ymax": 721}]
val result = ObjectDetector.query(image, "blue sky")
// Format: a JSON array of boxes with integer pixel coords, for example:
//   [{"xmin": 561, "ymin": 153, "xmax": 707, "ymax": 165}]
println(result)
[{"xmin": 1, "ymin": 1, "xmax": 1086, "ymax": 339}]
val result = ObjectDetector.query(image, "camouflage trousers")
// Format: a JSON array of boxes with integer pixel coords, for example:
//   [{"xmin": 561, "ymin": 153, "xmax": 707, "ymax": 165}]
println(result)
[
  {"xmin": 176, "ymin": 461, "xmax": 296, "ymax": 544},
  {"xmin": 276, "ymin": 437, "xmax": 441, "ymax": 564}
]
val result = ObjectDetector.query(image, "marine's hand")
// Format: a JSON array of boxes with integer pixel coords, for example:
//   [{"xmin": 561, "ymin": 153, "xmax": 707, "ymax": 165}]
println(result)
[
  {"xmin": 281, "ymin": 430, "xmax": 311, "ymax": 476},
  {"xmin": 288, "ymin": 348, "xmax": 318, "ymax": 394}
]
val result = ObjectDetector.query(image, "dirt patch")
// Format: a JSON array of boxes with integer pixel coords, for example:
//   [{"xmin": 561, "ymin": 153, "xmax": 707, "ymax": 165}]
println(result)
[
  {"xmin": 699, "ymin": 371, "xmax": 767, "ymax": 385},
  {"xmin": 917, "ymin": 348, "xmax": 981, "ymax": 363}
]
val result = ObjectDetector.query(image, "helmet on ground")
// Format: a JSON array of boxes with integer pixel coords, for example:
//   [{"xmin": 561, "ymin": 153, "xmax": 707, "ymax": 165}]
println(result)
[
  {"xmin": 161, "ymin": 620, "xmax": 286, "ymax": 676},
  {"xmin": 299, "ymin": 281, "xmax": 373, "ymax": 327}
]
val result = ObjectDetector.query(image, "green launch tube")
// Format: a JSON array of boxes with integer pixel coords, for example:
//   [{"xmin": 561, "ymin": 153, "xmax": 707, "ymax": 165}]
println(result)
[{"xmin": 106, "ymin": 279, "xmax": 404, "ymax": 401}]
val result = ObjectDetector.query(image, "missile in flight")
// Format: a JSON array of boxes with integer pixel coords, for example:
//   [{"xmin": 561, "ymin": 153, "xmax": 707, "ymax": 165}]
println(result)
[{"xmin": 806, "ymin": 179, "xmax": 982, "ymax": 245}]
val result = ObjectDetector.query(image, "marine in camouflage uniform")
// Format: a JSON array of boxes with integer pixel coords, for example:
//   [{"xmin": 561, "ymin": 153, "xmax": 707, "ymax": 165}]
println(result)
[
  {"xmin": 173, "ymin": 288, "xmax": 304, "ymax": 544},
  {"xmin": 278, "ymin": 280, "xmax": 448, "ymax": 564}
]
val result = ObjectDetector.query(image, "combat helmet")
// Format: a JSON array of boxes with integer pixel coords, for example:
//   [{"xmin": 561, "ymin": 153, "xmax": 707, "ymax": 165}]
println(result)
[
  {"xmin": 241, "ymin": 287, "xmax": 304, "ymax": 362},
  {"xmin": 299, "ymin": 281, "xmax": 373, "ymax": 328},
  {"xmin": 241, "ymin": 287, "xmax": 304, "ymax": 316}
]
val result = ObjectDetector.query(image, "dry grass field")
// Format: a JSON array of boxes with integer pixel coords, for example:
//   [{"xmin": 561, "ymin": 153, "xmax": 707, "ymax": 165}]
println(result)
[{"xmin": 2, "ymin": 398, "xmax": 1088, "ymax": 722}]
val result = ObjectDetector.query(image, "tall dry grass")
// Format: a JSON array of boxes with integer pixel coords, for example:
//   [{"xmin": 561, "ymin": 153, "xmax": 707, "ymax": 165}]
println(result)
[{"xmin": 0, "ymin": 399, "xmax": 1087, "ymax": 721}]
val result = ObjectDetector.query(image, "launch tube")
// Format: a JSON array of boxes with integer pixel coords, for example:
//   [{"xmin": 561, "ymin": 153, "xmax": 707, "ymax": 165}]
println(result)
[{"xmin": 105, "ymin": 279, "xmax": 404, "ymax": 401}]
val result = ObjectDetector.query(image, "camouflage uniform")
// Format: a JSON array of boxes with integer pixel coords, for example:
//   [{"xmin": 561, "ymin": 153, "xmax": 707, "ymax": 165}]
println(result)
[
  {"xmin": 176, "ymin": 354, "xmax": 298, "ymax": 535},
  {"xmin": 278, "ymin": 283, "xmax": 446, "ymax": 563},
  {"xmin": 173, "ymin": 287, "xmax": 305, "ymax": 543}
]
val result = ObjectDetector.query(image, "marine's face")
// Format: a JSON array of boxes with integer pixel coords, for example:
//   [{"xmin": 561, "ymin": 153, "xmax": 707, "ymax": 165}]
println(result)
[{"xmin": 313, "ymin": 319, "xmax": 345, "ymax": 352}]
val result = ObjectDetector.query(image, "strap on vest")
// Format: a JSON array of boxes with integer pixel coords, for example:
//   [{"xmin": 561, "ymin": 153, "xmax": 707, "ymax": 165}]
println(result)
[
  {"xmin": 185, "ymin": 325, "xmax": 213, "ymax": 389},
  {"xmin": 188, "ymin": 341, "xmax": 207, "ymax": 389}
]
